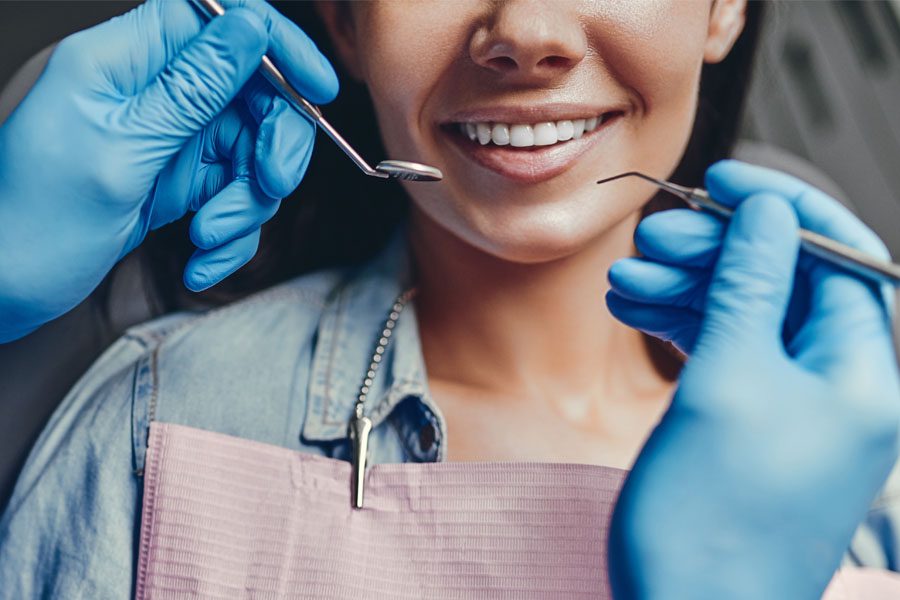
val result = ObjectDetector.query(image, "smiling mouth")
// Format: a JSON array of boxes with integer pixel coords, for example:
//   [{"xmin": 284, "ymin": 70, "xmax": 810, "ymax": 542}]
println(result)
[
  {"xmin": 440, "ymin": 110, "xmax": 625, "ymax": 184},
  {"xmin": 455, "ymin": 112, "xmax": 621, "ymax": 148}
]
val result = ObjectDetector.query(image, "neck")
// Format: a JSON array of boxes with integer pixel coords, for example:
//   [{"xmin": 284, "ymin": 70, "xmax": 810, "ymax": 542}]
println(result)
[{"xmin": 409, "ymin": 209, "xmax": 673, "ymax": 421}]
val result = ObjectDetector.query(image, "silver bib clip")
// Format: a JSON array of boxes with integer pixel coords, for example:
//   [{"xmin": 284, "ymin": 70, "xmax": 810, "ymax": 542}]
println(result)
[{"xmin": 349, "ymin": 415, "xmax": 373, "ymax": 509}]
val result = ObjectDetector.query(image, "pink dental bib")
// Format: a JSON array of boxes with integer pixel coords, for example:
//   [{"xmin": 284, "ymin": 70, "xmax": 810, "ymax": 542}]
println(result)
[{"xmin": 135, "ymin": 422, "xmax": 900, "ymax": 599}]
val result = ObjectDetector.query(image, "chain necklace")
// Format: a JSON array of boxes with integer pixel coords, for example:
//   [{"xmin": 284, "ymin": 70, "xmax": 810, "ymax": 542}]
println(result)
[{"xmin": 348, "ymin": 288, "xmax": 417, "ymax": 509}]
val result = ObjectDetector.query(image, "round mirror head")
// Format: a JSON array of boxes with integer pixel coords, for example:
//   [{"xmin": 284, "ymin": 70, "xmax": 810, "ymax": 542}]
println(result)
[{"xmin": 376, "ymin": 160, "xmax": 443, "ymax": 182}]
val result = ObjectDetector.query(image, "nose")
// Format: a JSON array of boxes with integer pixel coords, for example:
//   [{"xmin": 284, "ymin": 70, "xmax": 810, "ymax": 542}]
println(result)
[{"xmin": 469, "ymin": 0, "xmax": 587, "ymax": 83}]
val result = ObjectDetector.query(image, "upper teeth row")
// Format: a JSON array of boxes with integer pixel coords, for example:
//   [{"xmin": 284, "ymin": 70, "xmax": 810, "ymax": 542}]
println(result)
[{"xmin": 459, "ymin": 116, "xmax": 605, "ymax": 147}]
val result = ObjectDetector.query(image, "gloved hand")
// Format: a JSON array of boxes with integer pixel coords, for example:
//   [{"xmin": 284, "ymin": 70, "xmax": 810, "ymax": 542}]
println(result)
[
  {"xmin": 606, "ymin": 160, "xmax": 900, "ymax": 599},
  {"xmin": 0, "ymin": 0, "xmax": 338, "ymax": 342}
]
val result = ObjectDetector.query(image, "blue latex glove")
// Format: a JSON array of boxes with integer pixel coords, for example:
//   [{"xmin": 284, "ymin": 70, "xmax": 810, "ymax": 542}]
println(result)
[
  {"xmin": 0, "ymin": 0, "xmax": 337, "ymax": 342},
  {"xmin": 606, "ymin": 161, "xmax": 900, "ymax": 599}
]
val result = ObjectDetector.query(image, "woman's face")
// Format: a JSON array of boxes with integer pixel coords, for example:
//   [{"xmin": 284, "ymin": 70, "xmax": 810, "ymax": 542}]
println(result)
[{"xmin": 321, "ymin": 0, "xmax": 746, "ymax": 263}]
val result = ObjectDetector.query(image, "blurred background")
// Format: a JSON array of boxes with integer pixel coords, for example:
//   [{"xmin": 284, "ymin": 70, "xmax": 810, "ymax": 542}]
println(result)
[
  {"xmin": 742, "ymin": 0, "xmax": 900, "ymax": 253},
  {"xmin": 1, "ymin": 0, "xmax": 900, "ymax": 509}
]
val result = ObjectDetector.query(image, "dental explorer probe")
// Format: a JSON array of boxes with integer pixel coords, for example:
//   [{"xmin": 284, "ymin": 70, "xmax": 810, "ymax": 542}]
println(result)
[
  {"xmin": 189, "ymin": 0, "xmax": 443, "ymax": 182},
  {"xmin": 597, "ymin": 172, "xmax": 900, "ymax": 287}
]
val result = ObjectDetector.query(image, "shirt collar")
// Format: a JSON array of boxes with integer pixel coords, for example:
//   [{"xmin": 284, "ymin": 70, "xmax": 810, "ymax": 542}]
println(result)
[{"xmin": 302, "ymin": 228, "xmax": 429, "ymax": 442}]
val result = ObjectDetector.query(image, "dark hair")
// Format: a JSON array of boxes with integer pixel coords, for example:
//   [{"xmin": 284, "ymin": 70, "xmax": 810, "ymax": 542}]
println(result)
[{"xmin": 140, "ymin": 1, "xmax": 766, "ymax": 378}]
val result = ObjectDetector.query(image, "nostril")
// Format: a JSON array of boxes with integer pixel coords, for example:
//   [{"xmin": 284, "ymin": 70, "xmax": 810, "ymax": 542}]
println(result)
[
  {"xmin": 537, "ymin": 55, "xmax": 571, "ymax": 69},
  {"xmin": 486, "ymin": 56, "xmax": 518, "ymax": 72},
  {"xmin": 481, "ymin": 53, "xmax": 574, "ymax": 76}
]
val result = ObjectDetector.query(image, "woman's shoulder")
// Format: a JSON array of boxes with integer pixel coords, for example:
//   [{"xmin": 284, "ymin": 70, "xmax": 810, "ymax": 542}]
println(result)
[
  {"xmin": 17, "ymin": 227, "xmax": 415, "ymax": 479},
  {"xmin": 127, "ymin": 266, "xmax": 358, "ymax": 451},
  {"xmin": 0, "ymin": 266, "xmax": 363, "ymax": 595},
  {"xmin": 110, "ymin": 231, "xmax": 418, "ymax": 445},
  {"xmin": 146, "ymin": 268, "xmax": 342, "ymax": 349},
  {"xmin": 139, "ymin": 266, "xmax": 346, "ymax": 348},
  {"xmin": 9, "ymin": 265, "xmax": 351, "ymax": 474}
]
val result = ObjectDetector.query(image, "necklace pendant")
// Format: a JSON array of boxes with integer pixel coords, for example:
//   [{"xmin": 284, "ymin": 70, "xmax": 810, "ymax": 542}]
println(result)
[{"xmin": 349, "ymin": 415, "xmax": 373, "ymax": 509}]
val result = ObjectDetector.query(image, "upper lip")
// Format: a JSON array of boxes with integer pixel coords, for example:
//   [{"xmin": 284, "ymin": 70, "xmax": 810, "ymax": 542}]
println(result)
[{"xmin": 440, "ymin": 102, "xmax": 629, "ymax": 124}]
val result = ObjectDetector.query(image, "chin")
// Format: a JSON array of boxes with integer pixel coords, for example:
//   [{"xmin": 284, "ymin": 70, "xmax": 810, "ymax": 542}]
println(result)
[
  {"xmin": 475, "ymin": 227, "xmax": 603, "ymax": 265},
  {"xmin": 415, "ymin": 187, "xmax": 643, "ymax": 265}
]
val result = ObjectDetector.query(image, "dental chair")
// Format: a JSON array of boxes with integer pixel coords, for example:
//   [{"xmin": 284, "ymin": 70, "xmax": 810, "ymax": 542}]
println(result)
[{"xmin": 0, "ymin": 7, "xmax": 894, "ymax": 514}]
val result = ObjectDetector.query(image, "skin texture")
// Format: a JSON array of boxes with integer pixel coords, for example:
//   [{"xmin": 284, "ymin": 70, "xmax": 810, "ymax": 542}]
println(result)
[{"xmin": 317, "ymin": 0, "xmax": 746, "ymax": 467}]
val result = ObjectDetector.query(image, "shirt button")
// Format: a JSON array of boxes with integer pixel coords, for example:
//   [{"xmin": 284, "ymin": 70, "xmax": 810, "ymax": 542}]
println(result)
[{"xmin": 419, "ymin": 422, "xmax": 436, "ymax": 453}]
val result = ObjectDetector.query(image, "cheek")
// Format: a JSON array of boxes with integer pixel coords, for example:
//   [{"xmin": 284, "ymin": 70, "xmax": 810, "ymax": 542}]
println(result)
[
  {"xmin": 595, "ymin": 1, "xmax": 710, "ymax": 137},
  {"xmin": 356, "ymin": 1, "xmax": 478, "ymax": 159},
  {"xmin": 590, "ymin": 0, "xmax": 710, "ymax": 82},
  {"xmin": 592, "ymin": 1, "xmax": 711, "ymax": 196}
]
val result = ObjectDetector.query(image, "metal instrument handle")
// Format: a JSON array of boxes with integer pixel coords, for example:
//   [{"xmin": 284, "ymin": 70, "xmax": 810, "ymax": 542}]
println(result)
[
  {"xmin": 189, "ymin": 0, "xmax": 388, "ymax": 178},
  {"xmin": 689, "ymin": 189, "xmax": 900, "ymax": 286}
]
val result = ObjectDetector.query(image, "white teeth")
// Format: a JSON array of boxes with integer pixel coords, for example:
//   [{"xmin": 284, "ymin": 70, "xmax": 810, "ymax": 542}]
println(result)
[
  {"xmin": 509, "ymin": 124, "xmax": 534, "ymax": 147},
  {"xmin": 476, "ymin": 122, "xmax": 492, "ymax": 145},
  {"xmin": 572, "ymin": 119, "xmax": 586, "ymax": 139},
  {"xmin": 533, "ymin": 122, "xmax": 557, "ymax": 146},
  {"xmin": 458, "ymin": 114, "xmax": 610, "ymax": 148},
  {"xmin": 491, "ymin": 123, "xmax": 510, "ymax": 145}
]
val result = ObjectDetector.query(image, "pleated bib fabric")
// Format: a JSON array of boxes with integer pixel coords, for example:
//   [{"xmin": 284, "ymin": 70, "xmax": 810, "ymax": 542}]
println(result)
[
  {"xmin": 134, "ymin": 422, "xmax": 900, "ymax": 599},
  {"xmin": 135, "ymin": 422, "xmax": 625, "ymax": 599}
]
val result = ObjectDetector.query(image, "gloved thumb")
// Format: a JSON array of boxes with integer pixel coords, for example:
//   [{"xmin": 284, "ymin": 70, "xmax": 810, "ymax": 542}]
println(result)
[
  {"xmin": 695, "ymin": 193, "xmax": 800, "ymax": 352},
  {"xmin": 126, "ymin": 8, "xmax": 266, "ymax": 159}
]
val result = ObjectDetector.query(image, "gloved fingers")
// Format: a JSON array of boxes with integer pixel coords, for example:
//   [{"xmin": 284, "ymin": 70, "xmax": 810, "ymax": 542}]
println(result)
[
  {"xmin": 242, "ymin": 76, "xmax": 317, "ymax": 199},
  {"xmin": 707, "ymin": 159, "xmax": 894, "ymax": 320},
  {"xmin": 242, "ymin": 75, "xmax": 274, "ymax": 122},
  {"xmin": 195, "ymin": 162, "xmax": 230, "ymax": 207},
  {"xmin": 695, "ymin": 193, "xmax": 801, "ymax": 352},
  {"xmin": 608, "ymin": 258, "xmax": 710, "ymax": 313},
  {"xmin": 183, "ymin": 228, "xmax": 261, "ymax": 292},
  {"xmin": 71, "ymin": 0, "xmax": 337, "ymax": 105},
  {"xmin": 224, "ymin": 107, "xmax": 257, "ymax": 181},
  {"xmin": 635, "ymin": 209, "xmax": 725, "ymax": 268},
  {"xmin": 189, "ymin": 107, "xmax": 256, "ymax": 211},
  {"xmin": 220, "ymin": 0, "xmax": 339, "ymax": 104},
  {"xmin": 132, "ymin": 0, "xmax": 337, "ymax": 102},
  {"xmin": 189, "ymin": 177, "xmax": 280, "ymax": 251},
  {"xmin": 606, "ymin": 291, "xmax": 700, "ymax": 355},
  {"xmin": 790, "ymin": 261, "xmax": 895, "ymax": 375},
  {"xmin": 706, "ymin": 160, "xmax": 890, "ymax": 265},
  {"xmin": 256, "ymin": 99, "xmax": 316, "ymax": 199},
  {"xmin": 125, "ymin": 8, "xmax": 267, "ymax": 160},
  {"xmin": 202, "ymin": 105, "xmax": 250, "ymax": 169},
  {"xmin": 55, "ymin": 0, "xmax": 202, "ymax": 89}
]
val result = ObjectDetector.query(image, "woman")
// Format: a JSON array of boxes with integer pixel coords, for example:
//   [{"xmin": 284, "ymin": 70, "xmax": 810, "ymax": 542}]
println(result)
[{"xmin": 1, "ymin": 0, "xmax": 898, "ymax": 597}]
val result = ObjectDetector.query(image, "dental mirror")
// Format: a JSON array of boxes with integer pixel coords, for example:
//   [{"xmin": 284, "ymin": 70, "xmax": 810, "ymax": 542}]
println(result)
[{"xmin": 375, "ymin": 161, "xmax": 444, "ymax": 182}]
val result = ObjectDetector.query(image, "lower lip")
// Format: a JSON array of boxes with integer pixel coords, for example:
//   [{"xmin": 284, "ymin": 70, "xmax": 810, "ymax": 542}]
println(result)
[{"xmin": 441, "ymin": 114, "xmax": 623, "ymax": 184}]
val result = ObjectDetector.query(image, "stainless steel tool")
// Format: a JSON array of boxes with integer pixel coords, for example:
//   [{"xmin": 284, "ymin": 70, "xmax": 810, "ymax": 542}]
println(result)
[
  {"xmin": 597, "ymin": 171, "xmax": 900, "ymax": 286},
  {"xmin": 190, "ymin": 0, "xmax": 443, "ymax": 182}
]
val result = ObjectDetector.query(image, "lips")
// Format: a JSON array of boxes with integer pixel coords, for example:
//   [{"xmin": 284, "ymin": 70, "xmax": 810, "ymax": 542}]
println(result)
[{"xmin": 440, "ymin": 108, "xmax": 626, "ymax": 184}]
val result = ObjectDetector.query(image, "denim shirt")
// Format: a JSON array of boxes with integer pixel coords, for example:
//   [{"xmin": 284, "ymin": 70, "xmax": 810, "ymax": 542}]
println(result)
[{"xmin": 1, "ymin": 230, "xmax": 899, "ymax": 598}]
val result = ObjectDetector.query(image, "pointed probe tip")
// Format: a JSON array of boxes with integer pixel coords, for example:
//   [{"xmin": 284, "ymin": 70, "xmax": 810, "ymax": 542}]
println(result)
[{"xmin": 596, "ymin": 171, "xmax": 645, "ymax": 185}]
